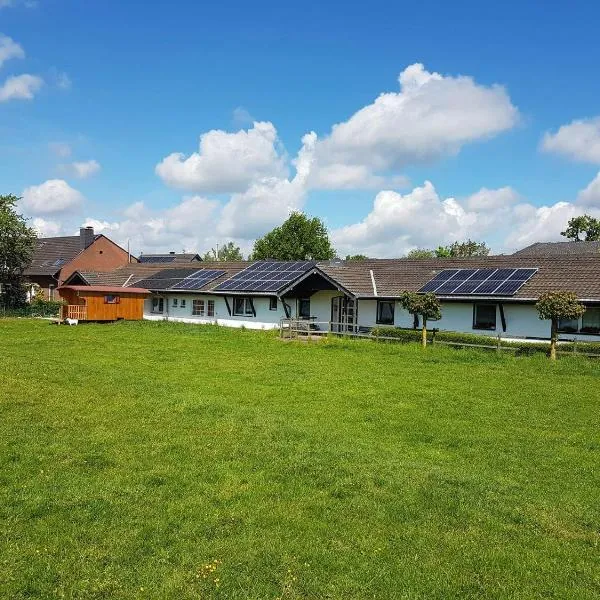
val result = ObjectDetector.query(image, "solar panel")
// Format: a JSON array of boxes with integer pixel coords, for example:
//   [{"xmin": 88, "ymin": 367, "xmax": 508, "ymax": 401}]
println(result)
[
  {"xmin": 171, "ymin": 269, "xmax": 225, "ymax": 290},
  {"xmin": 214, "ymin": 261, "xmax": 315, "ymax": 293},
  {"xmin": 417, "ymin": 267, "xmax": 537, "ymax": 296},
  {"xmin": 139, "ymin": 256, "xmax": 176, "ymax": 263}
]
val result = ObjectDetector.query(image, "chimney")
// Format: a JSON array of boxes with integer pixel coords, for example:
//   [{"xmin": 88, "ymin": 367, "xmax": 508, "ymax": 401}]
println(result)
[
  {"xmin": 169, "ymin": 251, "xmax": 175, "ymax": 255},
  {"xmin": 80, "ymin": 226, "xmax": 94, "ymax": 249}
]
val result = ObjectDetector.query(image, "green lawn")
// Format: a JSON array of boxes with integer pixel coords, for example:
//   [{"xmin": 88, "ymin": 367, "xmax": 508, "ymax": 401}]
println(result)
[{"xmin": 1, "ymin": 319, "xmax": 599, "ymax": 599}]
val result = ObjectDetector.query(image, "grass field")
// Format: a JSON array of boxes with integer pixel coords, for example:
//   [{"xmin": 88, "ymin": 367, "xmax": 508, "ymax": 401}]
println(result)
[{"xmin": 1, "ymin": 319, "xmax": 599, "ymax": 599}]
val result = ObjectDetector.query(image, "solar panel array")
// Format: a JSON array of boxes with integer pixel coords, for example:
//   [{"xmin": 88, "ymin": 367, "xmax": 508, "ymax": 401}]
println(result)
[
  {"xmin": 172, "ymin": 269, "xmax": 225, "ymax": 290},
  {"xmin": 214, "ymin": 261, "xmax": 315, "ymax": 292},
  {"xmin": 139, "ymin": 255, "xmax": 176, "ymax": 264},
  {"xmin": 418, "ymin": 267, "xmax": 537, "ymax": 296}
]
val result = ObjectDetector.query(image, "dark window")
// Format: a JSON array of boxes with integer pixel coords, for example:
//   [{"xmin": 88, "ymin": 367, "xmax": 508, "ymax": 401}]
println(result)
[
  {"xmin": 233, "ymin": 297, "xmax": 253, "ymax": 316},
  {"xmin": 269, "ymin": 296, "xmax": 277, "ymax": 311},
  {"xmin": 151, "ymin": 297, "xmax": 164, "ymax": 313},
  {"xmin": 581, "ymin": 307, "xmax": 600, "ymax": 334},
  {"xmin": 558, "ymin": 317, "xmax": 578, "ymax": 333},
  {"xmin": 104, "ymin": 295, "xmax": 120, "ymax": 304},
  {"xmin": 207, "ymin": 299, "xmax": 215, "ymax": 317},
  {"xmin": 298, "ymin": 298, "xmax": 310, "ymax": 318},
  {"xmin": 181, "ymin": 299, "xmax": 186, "ymax": 308},
  {"xmin": 173, "ymin": 298, "xmax": 178, "ymax": 308},
  {"xmin": 376, "ymin": 300, "xmax": 394, "ymax": 325},
  {"xmin": 192, "ymin": 299, "xmax": 205, "ymax": 316},
  {"xmin": 473, "ymin": 304, "xmax": 496, "ymax": 330}
]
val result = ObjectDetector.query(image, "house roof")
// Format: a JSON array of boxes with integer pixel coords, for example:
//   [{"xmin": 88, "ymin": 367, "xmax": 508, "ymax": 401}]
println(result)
[
  {"xmin": 512, "ymin": 241, "xmax": 600, "ymax": 257},
  {"xmin": 24, "ymin": 235, "xmax": 99, "ymax": 277},
  {"xmin": 317, "ymin": 256, "xmax": 600, "ymax": 301},
  {"xmin": 138, "ymin": 253, "xmax": 201, "ymax": 264},
  {"xmin": 59, "ymin": 285, "xmax": 149, "ymax": 294}
]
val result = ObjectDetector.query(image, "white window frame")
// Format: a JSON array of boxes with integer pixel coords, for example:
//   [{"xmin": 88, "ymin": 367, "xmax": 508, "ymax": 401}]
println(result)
[
  {"xmin": 192, "ymin": 299, "xmax": 205, "ymax": 316},
  {"xmin": 233, "ymin": 297, "xmax": 253, "ymax": 316},
  {"xmin": 151, "ymin": 297, "xmax": 164, "ymax": 313},
  {"xmin": 207, "ymin": 299, "xmax": 215, "ymax": 317}
]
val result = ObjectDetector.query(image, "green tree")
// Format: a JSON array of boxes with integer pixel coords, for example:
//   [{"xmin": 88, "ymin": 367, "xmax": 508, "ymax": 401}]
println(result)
[
  {"xmin": 436, "ymin": 240, "xmax": 490, "ymax": 257},
  {"xmin": 345, "ymin": 254, "xmax": 368, "ymax": 261},
  {"xmin": 536, "ymin": 291, "xmax": 586, "ymax": 360},
  {"xmin": 0, "ymin": 194, "xmax": 37, "ymax": 308},
  {"xmin": 203, "ymin": 242, "xmax": 244, "ymax": 261},
  {"xmin": 400, "ymin": 291, "xmax": 442, "ymax": 348},
  {"xmin": 560, "ymin": 215, "xmax": 600, "ymax": 241},
  {"xmin": 251, "ymin": 212, "xmax": 336, "ymax": 261},
  {"xmin": 406, "ymin": 248, "xmax": 435, "ymax": 259}
]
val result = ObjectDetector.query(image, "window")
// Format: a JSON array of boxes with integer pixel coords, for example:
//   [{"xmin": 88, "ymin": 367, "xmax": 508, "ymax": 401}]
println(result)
[
  {"xmin": 104, "ymin": 294, "xmax": 120, "ymax": 304},
  {"xmin": 173, "ymin": 298, "xmax": 178, "ymax": 308},
  {"xmin": 376, "ymin": 300, "xmax": 394, "ymax": 325},
  {"xmin": 581, "ymin": 307, "xmax": 600, "ymax": 334},
  {"xmin": 233, "ymin": 297, "xmax": 254, "ymax": 316},
  {"xmin": 193, "ymin": 299, "xmax": 205, "ymax": 316},
  {"xmin": 181, "ymin": 299, "xmax": 186, "ymax": 308},
  {"xmin": 557, "ymin": 317, "xmax": 579, "ymax": 333},
  {"xmin": 269, "ymin": 296, "xmax": 278, "ymax": 311},
  {"xmin": 473, "ymin": 303, "xmax": 496, "ymax": 330},
  {"xmin": 151, "ymin": 297, "xmax": 164, "ymax": 313},
  {"xmin": 207, "ymin": 299, "xmax": 215, "ymax": 317},
  {"xmin": 298, "ymin": 298, "xmax": 310, "ymax": 319}
]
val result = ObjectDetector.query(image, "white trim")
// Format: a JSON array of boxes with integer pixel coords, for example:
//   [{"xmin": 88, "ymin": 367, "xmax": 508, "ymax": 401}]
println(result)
[{"xmin": 369, "ymin": 270, "xmax": 378, "ymax": 297}]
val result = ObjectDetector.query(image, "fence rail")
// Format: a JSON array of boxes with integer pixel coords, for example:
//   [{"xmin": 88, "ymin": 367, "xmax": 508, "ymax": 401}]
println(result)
[
  {"xmin": 63, "ymin": 305, "xmax": 87, "ymax": 320},
  {"xmin": 279, "ymin": 318, "xmax": 600, "ymax": 357}
]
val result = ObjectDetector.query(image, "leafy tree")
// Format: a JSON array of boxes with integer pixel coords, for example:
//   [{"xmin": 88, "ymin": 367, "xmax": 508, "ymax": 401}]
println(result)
[
  {"xmin": 406, "ymin": 248, "xmax": 435, "ymax": 259},
  {"xmin": 400, "ymin": 291, "xmax": 442, "ymax": 348},
  {"xmin": 251, "ymin": 212, "xmax": 336, "ymax": 261},
  {"xmin": 345, "ymin": 254, "xmax": 368, "ymax": 261},
  {"xmin": 560, "ymin": 215, "xmax": 600, "ymax": 241},
  {"xmin": 203, "ymin": 242, "xmax": 244, "ymax": 261},
  {"xmin": 436, "ymin": 240, "xmax": 490, "ymax": 257},
  {"xmin": 0, "ymin": 194, "xmax": 37, "ymax": 308},
  {"xmin": 536, "ymin": 291, "xmax": 586, "ymax": 360}
]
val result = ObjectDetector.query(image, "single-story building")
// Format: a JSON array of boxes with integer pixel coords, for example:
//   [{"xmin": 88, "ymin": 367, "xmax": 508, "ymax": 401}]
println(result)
[
  {"xmin": 62, "ymin": 256, "xmax": 600, "ymax": 342},
  {"xmin": 58, "ymin": 285, "xmax": 149, "ymax": 321}
]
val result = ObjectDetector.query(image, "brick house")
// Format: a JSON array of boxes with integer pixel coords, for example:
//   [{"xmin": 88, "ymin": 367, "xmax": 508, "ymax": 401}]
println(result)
[{"xmin": 24, "ymin": 227, "xmax": 135, "ymax": 300}]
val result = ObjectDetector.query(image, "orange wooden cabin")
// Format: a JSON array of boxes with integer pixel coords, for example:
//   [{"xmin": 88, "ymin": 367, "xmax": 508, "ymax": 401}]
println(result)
[{"xmin": 58, "ymin": 285, "xmax": 149, "ymax": 321}]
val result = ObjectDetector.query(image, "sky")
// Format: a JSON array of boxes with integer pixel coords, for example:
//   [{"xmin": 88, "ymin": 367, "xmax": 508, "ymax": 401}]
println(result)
[{"xmin": 2, "ymin": 0, "xmax": 600, "ymax": 257}]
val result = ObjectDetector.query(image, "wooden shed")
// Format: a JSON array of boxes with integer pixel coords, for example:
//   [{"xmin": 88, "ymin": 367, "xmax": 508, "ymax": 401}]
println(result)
[{"xmin": 58, "ymin": 285, "xmax": 149, "ymax": 321}]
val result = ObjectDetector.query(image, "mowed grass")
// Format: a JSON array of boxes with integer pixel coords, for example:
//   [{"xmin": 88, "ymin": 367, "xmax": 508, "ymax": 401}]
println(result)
[{"xmin": 1, "ymin": 320, "xmax": 599, "ymax": 600}]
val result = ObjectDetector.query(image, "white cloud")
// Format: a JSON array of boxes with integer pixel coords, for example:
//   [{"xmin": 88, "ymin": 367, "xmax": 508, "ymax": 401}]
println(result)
[
  {"xmin": 0, "ymin": 0, "xmax": 38, "ymax": 8},
  {"xmin": 306, "ymin": 63, "xmax": 519, "ymax": 189},
  {"xmin": 576, "ymin": 171, "xmax": 600, "ymax": 207},
  {"xmin": 48, "ymin": 142, "xmax": 72, "ymax": 158},
  {"xmin": 0, "ymin": 34, "xmax": 24, "ymax": 67},
  {"xmin": 465, "ymin": 186, "xmax": 519, "ymax": 211},
  {"xmin": 232, "ymin": 106, "xmax": 254, "ymax": 127},
  {"xmin": 0, "ymin": 73, "xmax": 43, "ymax": 102},
  {"xmin": 61, "ymin": 159, "xmax": 101, "ymax": 179},
  {"xmin": 156, "ymin": 121, "xmax": 288, "ymax": 193},
  {"xmin": 31, "ymin": 217, "xmax": 63, "ymax": 237},
  {"xmin": 21, "ymin": 179, "xmax": 85, "ymax": 215},
  {"xmin": 541, "ymin": 117, "xmax": 600, "ymax": 164}
]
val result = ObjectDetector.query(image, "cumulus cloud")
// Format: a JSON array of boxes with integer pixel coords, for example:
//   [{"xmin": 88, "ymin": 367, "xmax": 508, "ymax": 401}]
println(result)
[
  {"xmin": 21, "ymin": 179, "xmax": 85, "ymax": 215},
  {"xmin": 306, "ymin": 63, "xmax": 519, "ymax": 189},
  {"xmin": 30, "ymin": 217, "xmax": 63, "ymax": 237},
  {"xmin": 156, "ymin": 121, "xmax": 288, "ymax": 193},
  {"xmin": 541, "ymin": 117, "xmax": 600, "ymax": 164},
  {"xmin": 0, "ymin": 73, "xmax": 43, "ymax": 102},
  {"xmin": 0, "ymin": 34, "xmax": 24, "ymax": 67},
  {"xmin": 576, "ymin": 171, "xmax": 600, "ymax": 207},
  {"xmin": 61, "ymin": 159, "xmax": 101, "ymax": 179},
  {"xmin": 465, "ymin": 186, "xmax": 519, "ymax": 211}
]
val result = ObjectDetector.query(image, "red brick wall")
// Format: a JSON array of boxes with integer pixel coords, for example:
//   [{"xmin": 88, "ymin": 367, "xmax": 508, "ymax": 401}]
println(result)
[{"xmin": 59, "ymin": 236, "xmax": 132, "ymax": 284}]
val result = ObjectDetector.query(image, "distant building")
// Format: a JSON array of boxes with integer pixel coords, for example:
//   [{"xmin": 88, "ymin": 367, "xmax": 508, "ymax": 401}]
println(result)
[
  {"xmin": 513, "ymin": 241, "xmax": 600, "ymax": 257},
  {"xmin": 138, "ymin": 252, "xmax": 202, "ymax": 264}
]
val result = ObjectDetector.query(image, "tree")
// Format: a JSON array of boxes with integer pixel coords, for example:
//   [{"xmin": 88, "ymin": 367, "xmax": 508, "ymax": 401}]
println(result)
[
  {"xmin": 406, "ymin": 248, "xmax": 435, "ymax": 259},
  {"xmin": 251, "ymin": 212, "xmax": 336, "ymax": 261},
  {"xmin": 345, "ymin": 254, "xmax": 368, "ymax": 261},
  {"xmin": 436, "ymin": 240, "xmax": 490, "ymax": 257},
  {"xmin": 0, "ymin": 194, "xmax": 37, "ymax": 308},
  {"xmin": 203, "ymin": 242, "xmax": 243, "ymax": 261},
  {"xmin": 536, "ymin": 291, "xmax": 586, "ymax": 360},
  {"xmin": 561, "ymin": 215, "xmax": 600, "ymax": 241},
  {"xmin": 400, "ymin": 291, "xmax": 442, "ymax": 348}
]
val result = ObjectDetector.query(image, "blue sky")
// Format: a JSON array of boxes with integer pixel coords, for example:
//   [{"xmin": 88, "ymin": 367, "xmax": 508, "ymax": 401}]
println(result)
[{"xmin": 2, "ymin": 0, "xmax": 600, "ymax": 256}]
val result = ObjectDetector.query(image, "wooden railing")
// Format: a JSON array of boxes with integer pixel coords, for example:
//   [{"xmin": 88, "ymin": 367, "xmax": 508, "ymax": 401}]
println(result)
[{"xmin": 62, "ymin": 305, "xmax": 87, "ymax": 320}]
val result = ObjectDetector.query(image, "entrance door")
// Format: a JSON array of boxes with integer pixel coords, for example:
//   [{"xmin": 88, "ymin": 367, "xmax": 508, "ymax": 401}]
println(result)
[{"xmin": 331, "ymin": 296, "xmax": 356, "ymax": 332}]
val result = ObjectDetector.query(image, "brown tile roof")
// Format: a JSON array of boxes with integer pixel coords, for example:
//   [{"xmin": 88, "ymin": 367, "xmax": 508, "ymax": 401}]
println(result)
[
  {"xmin": 25, "ymin": 235, "xmax": 95, "ymax": 276},
  {"xmin": 513, "ymin": 241, "xmax": 600, "ymax": 257},
  {"xmin": 317, "ymin": 256, "xmax": 600, "ymax": 301},
  {"xmin": 138, "ymin": 253, "xmax": 202, "ymax": 264}
]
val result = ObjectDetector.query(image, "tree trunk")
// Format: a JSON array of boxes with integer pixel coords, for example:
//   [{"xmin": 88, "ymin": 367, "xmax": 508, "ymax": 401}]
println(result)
[
  {"xmin": 421, "ymin": 317, "xmax": 427, "ymax": 348},
  {"xmin": 550, "ymin": 319, "xmax": 557, "ymax": 360}
]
